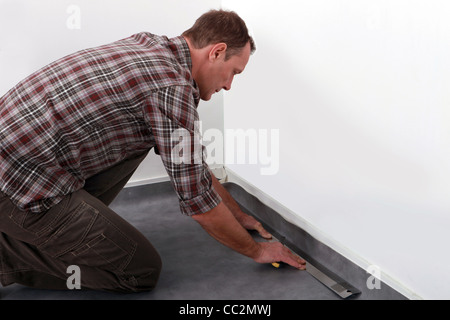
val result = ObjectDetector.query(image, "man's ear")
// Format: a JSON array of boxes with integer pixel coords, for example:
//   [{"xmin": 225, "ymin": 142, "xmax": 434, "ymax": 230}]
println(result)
[{"xmin": 208, "ymin": 43, "xmax": 227, "ymax": 62}]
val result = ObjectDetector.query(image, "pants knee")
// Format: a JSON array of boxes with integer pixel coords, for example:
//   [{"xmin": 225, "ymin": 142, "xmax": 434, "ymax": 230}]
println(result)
[
  {"xmin": 138, "ymin": 253, "xmax": 162, "ymax": 291},
  {"xmin": 120, "ymin": 248, "xmax": 162, "ymax": 293}
]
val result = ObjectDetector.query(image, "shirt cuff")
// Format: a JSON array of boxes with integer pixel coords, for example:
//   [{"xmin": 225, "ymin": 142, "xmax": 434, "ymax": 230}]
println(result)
[{"xmin": 178, "ymin": 185, "xmax": 222, "ymax": 216}]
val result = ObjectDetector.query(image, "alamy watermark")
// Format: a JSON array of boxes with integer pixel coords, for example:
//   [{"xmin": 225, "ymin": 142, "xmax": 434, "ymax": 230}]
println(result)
[
  {"xmin": 66, "ymin": 4, "xmax": 81, "ymax": 30},
  {"xmin": 170, "ymin": 121, "xmax": 280, "ymax": 175},
  {"xmin": 66, "ymin": 265, "xmax": 81, "ymax": 289},
  {"xmin": 366, "ymin": 264, "xmax": 381, "ymax": 290}
]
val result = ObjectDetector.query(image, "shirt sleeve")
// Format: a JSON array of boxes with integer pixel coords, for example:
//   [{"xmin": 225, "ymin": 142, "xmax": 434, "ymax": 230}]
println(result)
[{"xmin": 143, "ymin": 85, "xmax": 222, "ymax": 216}]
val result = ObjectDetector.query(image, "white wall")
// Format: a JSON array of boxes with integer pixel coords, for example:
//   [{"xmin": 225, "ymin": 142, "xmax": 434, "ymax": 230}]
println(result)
[
  {"xmin": 0, "ymin": 0, "xmax": 223, "ymax": 185},
  {"xmin": 223, "ymin": 0, "xmax": 450, "ymax": 299}
]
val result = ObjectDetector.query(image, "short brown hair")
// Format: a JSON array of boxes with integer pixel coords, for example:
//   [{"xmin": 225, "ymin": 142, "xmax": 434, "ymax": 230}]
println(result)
[{"xmin": 182, "ymin": 9, "xmax": 256, "ymax": 60}]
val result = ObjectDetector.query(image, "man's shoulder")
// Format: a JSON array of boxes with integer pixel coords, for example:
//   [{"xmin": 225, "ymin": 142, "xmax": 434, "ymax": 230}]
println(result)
[{"xmin": 126, "ymin": 32, "xmax": 193, "ymax": 87}]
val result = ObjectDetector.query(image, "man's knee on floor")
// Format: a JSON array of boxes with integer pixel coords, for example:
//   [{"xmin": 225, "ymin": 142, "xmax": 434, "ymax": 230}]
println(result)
[{"xmin": 120, "ymin": 249, "xmax": 162, "ymax": 293}]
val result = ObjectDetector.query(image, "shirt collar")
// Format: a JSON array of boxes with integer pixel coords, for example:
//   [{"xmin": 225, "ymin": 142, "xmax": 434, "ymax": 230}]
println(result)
[
  {"xmin": 168, "ymin": 35, "xmax": 200, "ymax": 106},
  {"xmin": 169, "ymin": 36, "xmax": 192, "ymax": 71}
]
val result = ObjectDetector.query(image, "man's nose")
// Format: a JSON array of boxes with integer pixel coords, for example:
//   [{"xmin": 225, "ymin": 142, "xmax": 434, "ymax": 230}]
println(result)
[{"xmin": 224, "ymin": 76, "xmax": 234, "ymax": 91}]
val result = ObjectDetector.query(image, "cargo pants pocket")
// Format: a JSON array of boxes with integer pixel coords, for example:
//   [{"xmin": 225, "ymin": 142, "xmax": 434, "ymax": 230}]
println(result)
[{"xmin": 37, "ymin": 200, "xmax": 136, "ymax": 273}]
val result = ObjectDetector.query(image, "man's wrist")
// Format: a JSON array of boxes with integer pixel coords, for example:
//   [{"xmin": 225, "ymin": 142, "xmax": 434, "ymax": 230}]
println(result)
[{"xmin": 248, "ymin": 241, "xmax": 264, "ymax": 261}]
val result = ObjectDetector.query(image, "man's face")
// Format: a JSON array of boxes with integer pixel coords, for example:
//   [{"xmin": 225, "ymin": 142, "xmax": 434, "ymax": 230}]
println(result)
[{"xmin": 196, "ymin": 42, "xmax": 251, "ymax": 101}]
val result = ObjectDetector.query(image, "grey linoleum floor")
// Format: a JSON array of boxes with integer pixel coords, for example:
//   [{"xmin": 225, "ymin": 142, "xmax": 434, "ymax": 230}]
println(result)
[{"xmin": 0, "ymin": 182, "xmax": 405, "ymax": 300}]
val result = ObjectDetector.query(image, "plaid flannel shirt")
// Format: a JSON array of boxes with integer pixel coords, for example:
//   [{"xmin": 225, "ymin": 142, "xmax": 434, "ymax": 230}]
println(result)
[{"xmin": 0, "ymin": 32, "xmax": 221, "ymax": 215}]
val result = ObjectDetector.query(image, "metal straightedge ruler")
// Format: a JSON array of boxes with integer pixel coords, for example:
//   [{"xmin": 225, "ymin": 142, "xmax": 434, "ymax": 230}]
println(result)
[{"xmin": 267, "ymin": 234, "xmax": 360, "ymax": 299}]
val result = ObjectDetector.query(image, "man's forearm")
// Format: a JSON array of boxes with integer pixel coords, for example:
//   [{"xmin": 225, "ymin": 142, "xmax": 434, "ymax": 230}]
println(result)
[
  {"xmin": 191, "ymin": 172, "xmax": 306, "ymax": 269},
  {"xmin": 191, "ymin": 201, "xmax": 262, "ymax": 260},
  {"xmin": 191, "ymin": 200, "xmax": 306, "ymax": 269},
  {"xmin": 209, "ymin": 172, "xmax": 272, "ymax": 239},
  {"xmin": 209, "ymin": 173, "xmax": 246, "ymax": 223}
]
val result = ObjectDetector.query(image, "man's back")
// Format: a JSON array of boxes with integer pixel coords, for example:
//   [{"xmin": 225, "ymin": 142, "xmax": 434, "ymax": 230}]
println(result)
[{"xmin": 0, "ymin": 32, "xmax": 197, "ymax": 213}]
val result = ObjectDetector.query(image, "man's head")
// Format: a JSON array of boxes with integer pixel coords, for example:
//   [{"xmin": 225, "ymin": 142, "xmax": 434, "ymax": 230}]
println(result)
[{"xmin": 183, "ymin": 10, "xmax": 256, "ymax": 101}]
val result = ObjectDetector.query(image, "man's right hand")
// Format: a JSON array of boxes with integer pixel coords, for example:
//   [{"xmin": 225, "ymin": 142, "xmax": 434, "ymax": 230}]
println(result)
[
  {"xmin": 253, "ymin": 241, "xmax": 306, "ymax": 270},
  {"xmin": 192, "ymin": 200, "xmax": 306, "ymax": 270}
]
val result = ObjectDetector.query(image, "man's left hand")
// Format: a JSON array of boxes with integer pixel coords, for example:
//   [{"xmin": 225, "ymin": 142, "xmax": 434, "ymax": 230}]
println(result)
[{"xmin": 238, "ymin": 213, "xmax": 272, "ymax": 240}]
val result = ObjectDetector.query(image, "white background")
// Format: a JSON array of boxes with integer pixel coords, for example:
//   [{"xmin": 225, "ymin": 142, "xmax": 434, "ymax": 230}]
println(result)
[{"xmin": 223, "ymin": 0, "xmax": 450, "ymax": 299}]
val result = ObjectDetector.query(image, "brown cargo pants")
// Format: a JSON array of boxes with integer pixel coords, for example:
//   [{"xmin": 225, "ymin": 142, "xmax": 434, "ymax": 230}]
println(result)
[{"xmin": 0, "ymin": 151, "xmax": 162, "ymax": 293}]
